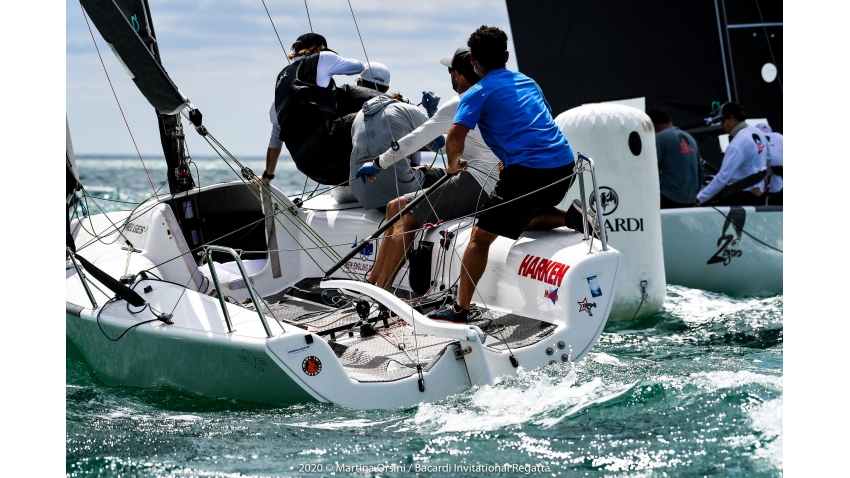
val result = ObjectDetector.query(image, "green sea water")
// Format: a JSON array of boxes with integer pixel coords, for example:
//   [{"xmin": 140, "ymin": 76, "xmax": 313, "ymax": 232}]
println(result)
[{"xmin": 67, "ymin": 157, "xmax": 783, "ymax": 477}]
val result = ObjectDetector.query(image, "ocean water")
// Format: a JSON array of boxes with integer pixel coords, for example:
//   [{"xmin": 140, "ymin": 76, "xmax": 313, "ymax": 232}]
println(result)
[{"xmin": 67, "ymin": 157, "xmax": 783, "ymax": 477}]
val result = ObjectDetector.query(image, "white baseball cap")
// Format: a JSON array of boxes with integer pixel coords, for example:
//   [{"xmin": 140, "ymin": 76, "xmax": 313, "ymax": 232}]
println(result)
[{"xmin": 360, "ymin": 62, "xmax": 390, "ymax": 87}]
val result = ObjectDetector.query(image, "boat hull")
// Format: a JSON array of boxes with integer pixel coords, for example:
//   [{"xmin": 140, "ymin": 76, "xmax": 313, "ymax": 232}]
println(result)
[{"xmin": 661, "ymin": 205, "xmax": 782, "ymax": 296}]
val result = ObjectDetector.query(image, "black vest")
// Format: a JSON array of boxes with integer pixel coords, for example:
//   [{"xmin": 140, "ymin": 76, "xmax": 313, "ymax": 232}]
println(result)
[{"xmin": 273, "ymin": 53, "xmax": 337, "ymax": 129}]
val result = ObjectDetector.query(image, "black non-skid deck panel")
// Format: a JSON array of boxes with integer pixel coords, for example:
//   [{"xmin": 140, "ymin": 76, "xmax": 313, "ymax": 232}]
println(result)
[{"xmin": 254, "ymin": 289, "xmax": 558, "ymax": 383}]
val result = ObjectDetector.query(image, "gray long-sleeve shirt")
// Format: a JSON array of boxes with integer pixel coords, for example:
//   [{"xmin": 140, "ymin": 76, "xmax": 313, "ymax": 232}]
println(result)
[
  {"xmin": 656, "ymin": 126, "xmax": 704, "ymax": 204},
  {"xmin": 349, "ymin": 96, "xmax": 439, "ymax": 210}
]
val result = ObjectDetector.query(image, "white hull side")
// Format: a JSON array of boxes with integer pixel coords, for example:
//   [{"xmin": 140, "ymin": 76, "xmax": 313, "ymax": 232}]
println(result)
[
  {"xmin": 66, "ymin": 180, "xmax": 622, "ymax": 409},
  {"xmin": 661, "ymin": 206, "xmax": 782, "ymax": 296}
]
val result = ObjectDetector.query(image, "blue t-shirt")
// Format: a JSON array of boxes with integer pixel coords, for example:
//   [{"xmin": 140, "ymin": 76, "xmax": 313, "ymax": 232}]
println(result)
[{"xmin": 453, "ymin": 68, "xmax": 574, "ymax": 169}]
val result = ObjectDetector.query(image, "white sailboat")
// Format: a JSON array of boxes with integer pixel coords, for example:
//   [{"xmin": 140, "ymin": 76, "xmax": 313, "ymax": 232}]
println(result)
[
  {"xmin": 66, "ymin": 0, "xmax": 622, "ymax": 409},
  {"xmin": 508, "ymin": 0, "xmax": 783, "ymax": 300}
]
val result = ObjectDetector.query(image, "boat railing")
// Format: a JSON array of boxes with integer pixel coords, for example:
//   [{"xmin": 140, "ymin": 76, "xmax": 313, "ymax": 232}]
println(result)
[
  {"xmin": 576, "ymin": 153, "xmax": 609, "ymax": 252},
  {"xmin": 67, "ymin": 247, "xmax": 98, "ymax": 309},
  {"xmin": 203, "ymin": 245, "xmax": 274, "ymax": 337}
]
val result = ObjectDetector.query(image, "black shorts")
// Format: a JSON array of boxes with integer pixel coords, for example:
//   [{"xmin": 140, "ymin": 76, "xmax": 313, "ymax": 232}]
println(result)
[{"xmin": 476, "ymin": 162, "xmax": 576, "ymax": 240}]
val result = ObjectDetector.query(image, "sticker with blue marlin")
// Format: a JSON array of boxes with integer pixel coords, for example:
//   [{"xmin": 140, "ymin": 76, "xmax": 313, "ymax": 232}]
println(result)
[
  {"xmin": 351, "ymin": 236, "xmax": 374, "ymax": 260},
  {"xmin": 587, "ymin": 275, "xmax": 602, "ymax": 298}
]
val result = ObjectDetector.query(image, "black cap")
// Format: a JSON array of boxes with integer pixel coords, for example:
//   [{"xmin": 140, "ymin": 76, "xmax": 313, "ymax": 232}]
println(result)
[
  {"xmin": 295, "ymin": 32, "xmax": 327, "ymax": 49},
  {"xmin": 712, "ymin": 102, "xmax": 746, "ymax": 122},
  {"xmin": 440, "ymin": 47, "xmax": 476, "ymax": 77}
]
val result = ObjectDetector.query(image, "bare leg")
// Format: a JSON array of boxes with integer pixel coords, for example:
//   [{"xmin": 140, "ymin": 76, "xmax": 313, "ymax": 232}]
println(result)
[
  {"xmin": 456, "ymin": 226, "xmax": 498, "ymax": 309},
  {"xmin": 525, "ymin": 207, "xmax": 566, "ymax": 230},
  {"xmin": 367, "ymin": 198, "xmax": 419, "ymax": 290}
]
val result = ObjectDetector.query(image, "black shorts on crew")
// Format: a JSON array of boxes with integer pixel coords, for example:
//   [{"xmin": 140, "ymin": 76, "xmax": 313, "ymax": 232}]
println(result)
[
  {"xmin": 404, "ymin": 171, "xmax": 488, "ymax": 225},
  {"xmin": 475, "ymin": 161, "xmax": 576, "ymax": 240},
  {"xmin": 375, "ymin": 167, "xmax": 446, "ymax": 214}
]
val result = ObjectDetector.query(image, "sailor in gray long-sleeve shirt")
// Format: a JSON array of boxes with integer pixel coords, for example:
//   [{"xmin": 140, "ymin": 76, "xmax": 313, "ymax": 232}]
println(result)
[
  {"xmin": 349, "ymin": 95, "xmax": 444, "ymax": 210},
  {"xmin": 648, "ymin": 108, "xmax": 704, "ymax": 209}
]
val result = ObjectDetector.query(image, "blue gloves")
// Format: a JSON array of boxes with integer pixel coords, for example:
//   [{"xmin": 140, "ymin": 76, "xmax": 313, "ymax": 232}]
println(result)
[
  {"xmin": 356, "ymin": 159, "xmax": 382, "ymax": 183},
  {"xmin": 431, "ymin": 135, "xmax": 446, "ymax": 151},
  {"xmin": 421, "ymin": 91, "xmax": 440, "ymax": 118}
]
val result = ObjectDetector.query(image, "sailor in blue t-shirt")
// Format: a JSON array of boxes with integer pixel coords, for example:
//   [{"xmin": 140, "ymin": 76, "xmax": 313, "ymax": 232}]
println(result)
[{"xmin": 428, "ymin": 25, "xmax": 578, "ymax": 324}]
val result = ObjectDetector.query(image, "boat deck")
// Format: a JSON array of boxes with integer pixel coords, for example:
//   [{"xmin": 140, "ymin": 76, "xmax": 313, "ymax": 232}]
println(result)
[{"xmin": 251, "ymin": 289, "xmax": 558, "ymax": 383}]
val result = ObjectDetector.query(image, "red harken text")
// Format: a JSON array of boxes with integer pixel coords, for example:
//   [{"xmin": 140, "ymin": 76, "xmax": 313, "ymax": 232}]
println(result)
[{"xmin": 517, "ymin": 255, "xmax": 569, "ymax": 287}]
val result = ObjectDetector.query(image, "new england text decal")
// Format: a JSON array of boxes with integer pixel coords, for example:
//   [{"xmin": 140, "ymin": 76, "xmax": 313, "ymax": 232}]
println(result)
[{"xmin": 518, "ymin": 255, "xmax": 569, "ymax": 286}]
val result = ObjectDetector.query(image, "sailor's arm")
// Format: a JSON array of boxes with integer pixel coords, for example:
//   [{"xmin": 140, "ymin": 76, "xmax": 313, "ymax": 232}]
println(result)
[
  {"xmin": 696, "ymin": 144, "xmax": 744, "ymax": 204},
  {"xmin": 376, "ymin": 110, "xmax": 451, "ymax": 169},
  {"xmin": 445, "ymin": 124, "xmax": 470, "ymax": 174},
  {"xmin": 317, "ymin": 51, "xmax": 364, "ymax": 86},
  {"xmin": 256, "ymin": 103, "xmax": 284, "ymax": 188}
]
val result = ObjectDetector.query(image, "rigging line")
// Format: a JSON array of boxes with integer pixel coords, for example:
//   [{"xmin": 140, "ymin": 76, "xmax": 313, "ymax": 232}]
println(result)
[
  {"xmin": 260, "ymin": 0, "xmax": 290, "ymax": 63},
  {"xmin": 73, "ymin": 180, "xmax": 168, "ymax": 252},
  {"xmin": 345, "ymin": 0, "xmax": 397, "ymax": 144},
  {"xmin": 80, "ymin": 4, "xmax": 159, "ymax": 201},
  {"xmin": 303, "ymin": 0, "xmax": 313, "ymax": 33},
  {"xmin": 719, "ymin": 0, "xmax": 739, "ymax": 103},
  {"xmin": 188, "ymin": 127, "xmax": 358, "ymax": 279},
  {"xmin": 710, "ymin": 206, "xmax": 783, "ymax": 252},
  {"xmin": 142, "ymin": 213, "xmax": 273, "ymax": 272},
  {"xmin": 753, "ymin": 0, "xmax": 782, "ymax": 91}
]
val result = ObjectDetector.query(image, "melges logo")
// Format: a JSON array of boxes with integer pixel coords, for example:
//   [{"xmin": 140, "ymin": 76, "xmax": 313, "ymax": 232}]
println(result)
[{"xmin": 518, "ymin": 255, "xmax": 569, "ymax": 287}]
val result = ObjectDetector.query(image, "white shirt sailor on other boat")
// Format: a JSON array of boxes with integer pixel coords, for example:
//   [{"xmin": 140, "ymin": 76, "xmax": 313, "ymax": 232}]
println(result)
[
  {"xmin": 696, "ymin": 122, "xmax": 769, "ymax": 204},
  {"xmin": 268, "ymin": 51, "xmax": 363, "ymax": 149},
  {"xmin": 375, "ymin": 95, "xmax": 501, "ymax": 195}
]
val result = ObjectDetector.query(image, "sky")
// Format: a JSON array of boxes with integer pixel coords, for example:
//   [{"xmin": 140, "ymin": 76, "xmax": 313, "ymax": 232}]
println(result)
[{"xmin": 66, "ymin": 0, "xmax": 519, "ymax": 157}]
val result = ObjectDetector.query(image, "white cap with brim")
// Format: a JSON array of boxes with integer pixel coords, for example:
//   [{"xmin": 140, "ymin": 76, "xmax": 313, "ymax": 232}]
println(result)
[{"xmin": 360, "ymin": 62, "xmax": 390, "ymax": 87}]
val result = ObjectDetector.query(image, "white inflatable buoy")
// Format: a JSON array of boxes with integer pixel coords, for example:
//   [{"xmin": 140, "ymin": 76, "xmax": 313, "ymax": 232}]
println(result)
[{"xmin": 555, "ymin": 103, "xmax": 665, "ymax": 320}]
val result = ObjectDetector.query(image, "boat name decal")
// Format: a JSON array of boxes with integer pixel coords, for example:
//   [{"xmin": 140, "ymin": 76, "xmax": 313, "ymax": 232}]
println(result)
[
  {"xmin": 577, "ymin": 297, "xmax": 597, "ymax": 316},
  {"xmin": 345, "ymin": 260, "xmax": 371, "ymax": 272},
  {"xmin": 302, "ymin": 356, "xmax": 322, "ymax": 376},
  {"xmin": 544, "ymin": 287, "xmax": 559, "ymax": 304},
  {"xmin": 287, "ymin": 345, "xmax": 311, "ymax": 356},
  {"xmin": 707, "ymin": 206, "xmax": 745, "ymax": 266},
  {"xmin": 587, "ymin": 276, "xmax": 603, "ymax": 298},
  {"xmin": 124, "ymin": 222, "xmax": 147, "ymax": 234},
  {"xmin": 517, "ymin": 255, "xmax": 569, "ymax": 286},
  {"xmin": 237, "ymin": 349, "xmax": 267, "ymax": 372}
]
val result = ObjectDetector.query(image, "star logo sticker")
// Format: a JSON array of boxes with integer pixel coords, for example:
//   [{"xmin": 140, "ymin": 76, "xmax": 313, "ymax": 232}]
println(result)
[{"xmin": 577, "ymin": 297, "xmax": 597, "ymax": 316}]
